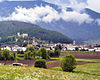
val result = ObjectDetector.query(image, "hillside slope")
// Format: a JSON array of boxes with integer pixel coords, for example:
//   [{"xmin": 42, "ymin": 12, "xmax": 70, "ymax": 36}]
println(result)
[
  {"xmin": 0, "ymin": 1, "xmax": 100, "ymax": 41},
  {"xmin": 0, "ymin": 21, "xmax": 72, "ymax": 43},
  {"xmin": 0, "ymin": 63, "xmax": 100, "ymax": 80}
]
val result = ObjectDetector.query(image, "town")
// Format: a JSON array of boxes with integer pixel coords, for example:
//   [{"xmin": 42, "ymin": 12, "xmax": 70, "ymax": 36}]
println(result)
[
  {"xmin": 0, "ymin": 0, "xmax": 100, "ymax": 80},
  {"xmin": 1, "ymin": 33, "xmax": 100, "ymax": 52}
]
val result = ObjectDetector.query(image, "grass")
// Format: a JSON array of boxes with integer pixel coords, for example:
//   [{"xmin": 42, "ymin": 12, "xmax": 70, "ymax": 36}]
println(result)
[
  {"xmin": 50, "ymin": 57, "xmax": 100, "ymax": 63},
  {"xmin": 50, "ymin": 63, "xmax": 100, "ymax": 80},
  {"xmin": 75, "ymin": 63, "xmax": 100, "ymax": 76},
  {"xmin": 50, "ymin": 57, "xmax": 60, "ymax": 60},
  {"xmin": 0, "ymin": 54, "xmax": 100, "ymax": 80},
  {"xmin": 61, "ymin": 51, "xmax": 100, "ymax": 53},
  {"xmin": 47, "ymin": 60, "xmax": 60, "ymax": 64},
  {"xmin": 76, "ymin": 59, "xmax": 100, "ymax": 63},
  {"xmin": 0, "ymin": 63, "xmax": 100, "ymax": 80}
]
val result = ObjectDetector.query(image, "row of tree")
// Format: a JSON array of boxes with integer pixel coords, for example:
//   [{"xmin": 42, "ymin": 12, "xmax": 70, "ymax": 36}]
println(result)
[
  {"xmin": 24, "ymin": 45, "xmax": 61, "ymax": 60},
  {"xmin": 0, "ymin": 45, "xmax": 61, "ymax": 60},
  {"xmin": 0, "ymin": 49, "xmax": 15, "ymax": 60}
]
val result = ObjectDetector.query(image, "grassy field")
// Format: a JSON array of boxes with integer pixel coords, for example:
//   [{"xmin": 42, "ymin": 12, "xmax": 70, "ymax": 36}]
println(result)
[
  {"xmin": 0, "ymin": 63, "xmax": 100, "ymax": 80},
  {"xmin": 76, "ymin": 59, "xmax": 100, "ymax": 63},
  {"xmin": 0, "ymin": 52, "xmax": 100, "ymax": 80},
  {"xmin": 50, "ymin": 57, "xmax": 100, "ymax": 63},
  {"xmin": 61, "ymin": 51, "xmax": 100, "ymax": 53}
]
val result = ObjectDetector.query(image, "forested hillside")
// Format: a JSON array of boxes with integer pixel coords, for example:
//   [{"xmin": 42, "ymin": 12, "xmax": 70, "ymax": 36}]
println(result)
[{"xmin": 0, "ymin": 21, "xmax": 72, "ymax": 43}]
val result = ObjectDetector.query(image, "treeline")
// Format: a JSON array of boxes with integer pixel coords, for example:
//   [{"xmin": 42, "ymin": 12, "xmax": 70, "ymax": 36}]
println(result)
[
  {"xmin": 0, "ymin": 21, "xmax": 72, "ymax": 44},
  {"xmin": 0, "ymin": 49, "xmax": 15, "ymax": 60},
  {"xmin": 0, "ymin": 46, "xmax": 61, "ymax": 60},
  {"xmin": 0, "ymin": 46, "xmax": 77, "ymax": 72}
]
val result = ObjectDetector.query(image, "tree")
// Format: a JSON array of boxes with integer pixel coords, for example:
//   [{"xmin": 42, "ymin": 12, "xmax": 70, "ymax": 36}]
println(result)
[
  {"xmin": 39, "ymin": 47, "xmax": 49, "ymax": 59},
  {"xmin": 34, "ymin": 46, "xmax": 39, "ymax": 50},
  {"xmin": 61, "ymin": 54, "xmax": 77, "ymax": 72},
  {"xmin": 75, "ymin": 47, "xmax": 79, "ymax": 51},
  {"xmin": 0, "ymin": 50, "xmax": 3, "ymax": 60},
  {"xmin": 13, "ymin": 52, "xmax": 17, "ymax": 62},
  {"xmin": 24, "ymin": 51, "xmax": 32, "ymax": 60},
  {"xmin": 25, "ymin": 46, "xmax": 37, "ymax": 60},
  {"xmin": 36, "ymin": 50, "xmax": 41, "ymax": 59},
  {"xmin": 57, "ymin": 45, "xmax": 62, "ymax": 50},
  {"xmin": 34, "ymin": 59, "xmax": 47, "ymax": 68},
  {"xmin": 26, "ymin": 46, "xmax": 35, "ymax": 52},
  {"xmin": 31, "ymin": 50, "xmax": 37, "ymax": 60},
  {"xmin": 54, "ymin": 46, "xmax": 61, "ymax": 57},
  {"xmin": 3, "ymin": 49, "xmax": 10, "ymax": 60},
  {"xmin": 48, "ymin": 50, "xmax": 55, "ymax": 57}
]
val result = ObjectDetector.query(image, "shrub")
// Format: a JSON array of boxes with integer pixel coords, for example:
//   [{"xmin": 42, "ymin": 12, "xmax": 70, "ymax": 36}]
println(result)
[
  {"xmin": 75, "ymin": 47, "xmax": 79, "ymax": 51},
  {"xmin": 34, "ymin": 59, "xmax": 47, "ymax": 68},
  {"xmin": 0, "ymin": 51, "xmax": 3, "ymax": 60},
  {"xmin": 3, "ymin": 49, "xmax": 10, "ymax": 60},
  {"xmin": 24, "ymin": 51, "xmax": 32, "ymax": 60},
  {"xmin": 61, "ymin": 54, "xmax": 77, "ymax": 72},
  {"xmin": 48, "ymin": 50, "xmax": 55, "ymax": 57},
  {"xmin": 39, "ymin": 47, "xmax": 49, "ymax": 59},
  {"xmin": 54, "ymin": 46, "xmax": 61, "ymax": 57},
  {"xmin": 25, "ymin": 46, "xmax": 35, "ymax": 52}
]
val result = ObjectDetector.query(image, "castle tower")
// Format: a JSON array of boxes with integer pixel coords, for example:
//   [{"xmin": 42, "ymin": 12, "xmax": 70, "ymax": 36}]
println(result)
[
  {"xmin": 73, "ymin": 40, "xmax": 76, "ymax": 45},
  {"xmin": 17, "ymin": 32, "xmax": 20, "ymax": 36}
]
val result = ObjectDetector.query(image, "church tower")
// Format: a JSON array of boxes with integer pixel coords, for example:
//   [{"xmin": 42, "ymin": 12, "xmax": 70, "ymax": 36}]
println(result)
[{"xmin": 73, "ymin": 40, "xmax": 76, "ymax": 45}]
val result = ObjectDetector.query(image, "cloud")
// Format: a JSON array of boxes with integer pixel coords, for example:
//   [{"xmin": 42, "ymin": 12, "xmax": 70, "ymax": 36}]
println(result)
[
  {"xmin": 87, "ymin": 0, "xmax": 100, "ymax": 13},
  {"xmin": 44, "ymin": 0, "xmax": 100, "ymax": 13},
  {"xmin": 61, "ymin": 9, "xmax": 93, "ymax": 24},
  {"xmin": 69, "ymin": 0, "xmax": 86, "ymax": 12},
  {"xmin": 96, "ymin": 19, "xmax": 100, "ymax": 26},
  {"xmin": 43, "ymin": 0, "xmax": 86, "ymax": 11},
  {"xmin": 0, "ymin": 0, "xmax": 4, "ymax": 2},
  {"xmin": 7, "ymin": 0, "xmax": 36, "ymax": 1},
  {"xmin": 1, "ymin": 0, "xmax": 100, "ymax": 13},
  {"xmin": 0, "ymin": 6, "xmax": 94, "ymax": 24}
]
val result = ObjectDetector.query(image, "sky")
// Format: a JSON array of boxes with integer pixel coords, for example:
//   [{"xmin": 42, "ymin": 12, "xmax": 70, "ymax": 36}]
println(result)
[
  {"xmin": 43, "ymin": 0, "xmax": 100, "ymax": 13},
  {"xmin": 0, "ymin": 0, "xmax": 100, "ymax": 26},
  {"xmin": 0, "ymin": 0, "xmax": 100, "ymax": 13}
]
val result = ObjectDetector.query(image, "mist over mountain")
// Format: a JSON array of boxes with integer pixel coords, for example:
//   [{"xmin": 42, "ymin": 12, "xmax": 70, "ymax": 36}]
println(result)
[{"xmin": 0, "ymin": 0, "xmax": 100, "ymax": 42}]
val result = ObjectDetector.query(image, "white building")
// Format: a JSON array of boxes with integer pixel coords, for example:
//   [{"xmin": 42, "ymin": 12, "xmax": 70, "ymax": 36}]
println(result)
[
  {"xmin": 94, "ymin": 46, "xmax": 100, "ymax": 52},
  {"xmin": 1, "ymin": 46, "xmax": 26, "ymax": 51},
  {"xmin": 88, "ymin": 48, "xmax": 95, "ymax": 51},
  {"xmin": 22, "ymin": 33, "xmax": 28, "ymax": 38},
  {"xmin": 1, "ymin": 46, "xmax": 11, "ymax": 51}
]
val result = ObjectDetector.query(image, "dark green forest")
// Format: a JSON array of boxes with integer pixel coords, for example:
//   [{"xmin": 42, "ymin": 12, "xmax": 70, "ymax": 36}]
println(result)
[{"xmin": 0, "ymin": 21, "xmax": 72, "ymax": 44}]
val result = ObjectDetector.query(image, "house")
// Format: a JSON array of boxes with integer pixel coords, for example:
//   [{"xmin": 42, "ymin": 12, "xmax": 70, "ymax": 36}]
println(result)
[
  {"xmin": 1, "ymin": 45, "xmax": 27, "ymax": 51},
  {"xmin": 1, "ymin": 46, "xmax": 11, "ymax": 51},
  {"xmin": 88, "ymin": 48, "xmax": 95, "ymax": 51},
  {"xmin": 94, "ymin": 45, "xmax": 100, "ymax": 52},
  {"xmin": 62, "ymin": 47, "xmax": 67, "ymax": 51},
  {"xmin": 17, "ymin": 32, "xmax": 21, "ymax": 36},
  {"xmin": 46, "ymin": 47, "xmax": 51, "ymax": 50},
  {"xmin": 32, "ymin": 40, "xmax": 38, "ymax": 46},
  {"xmin": 22, "ymin": 33, "xmax": 28, "ymax": 38},
  {"xmin": 12, "ymin": 46, "xmax": 26, "ymax": 51}
]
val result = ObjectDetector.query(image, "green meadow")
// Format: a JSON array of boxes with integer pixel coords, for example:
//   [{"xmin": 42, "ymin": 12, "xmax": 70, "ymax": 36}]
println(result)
[{"xmin": 0, "ymin": 59, "xmax": 100, "ymax": 80}]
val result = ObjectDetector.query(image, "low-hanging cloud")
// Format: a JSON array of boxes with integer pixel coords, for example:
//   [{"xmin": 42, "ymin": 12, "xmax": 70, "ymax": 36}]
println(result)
[
  {"xmin": 96, "ymin": 19, "xmax": 100, "ymax": 26},
  {"xmin": 0, "ymin": 0, "xmax": 4, "ymax": 2},
  {"xmin": 0, "ymin": 6, "xmax": 94, "ymax": 24}
]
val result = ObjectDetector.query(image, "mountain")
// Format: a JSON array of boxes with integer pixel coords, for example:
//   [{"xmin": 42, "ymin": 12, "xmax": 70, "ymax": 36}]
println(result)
[
  {"xmin": 0, "ymin": 1, "xmax": 100, "ymax": 42},
  {"xmin": 0, "ymin": 1, "xmax": 61, "ymax": 17},
  {"xmin": 0, "ymin": 21, "xmax": 72, "ymax": 43}
]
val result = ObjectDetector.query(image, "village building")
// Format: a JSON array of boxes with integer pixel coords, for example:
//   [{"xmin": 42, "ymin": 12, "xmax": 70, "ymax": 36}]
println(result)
[{"xmin": 22, "ymin": 33, "xmax": 28, "ymax": 38}]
